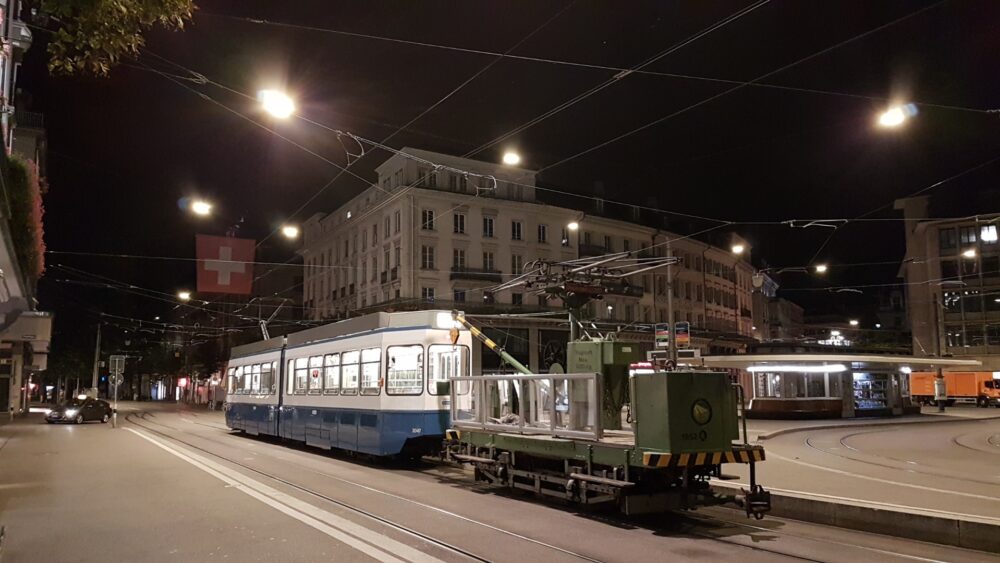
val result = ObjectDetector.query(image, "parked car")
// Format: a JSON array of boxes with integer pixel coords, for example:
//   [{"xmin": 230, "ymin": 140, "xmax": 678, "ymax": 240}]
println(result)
[{"xmin": 45, "ymin": 398, "xmax": 112, "ymax": 424}]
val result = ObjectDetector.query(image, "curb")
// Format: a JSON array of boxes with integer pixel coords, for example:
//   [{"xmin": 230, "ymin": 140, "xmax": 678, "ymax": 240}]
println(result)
[
  {"xmin": 712, "ymin": 482, "xmax": 1000, "ymax": 553},
  {"xmin": 755, "ymin": 413, "xmax": 1000, "ymax": 441}
]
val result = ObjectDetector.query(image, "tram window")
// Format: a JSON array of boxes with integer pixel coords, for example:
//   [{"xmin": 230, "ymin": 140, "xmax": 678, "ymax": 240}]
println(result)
[
  {"xmin": 324, "ymin": 353, "xmax": 341, "ymax": 394},
  {"xmin": 287, "ymin": 360, "xmax": 295, "ymax": 394},
  {"xmin": 428, "ymin": 345, "xmax": 470, "ymax": 395},
  {"xmin": 261, "ymin": 363, "xmax": 273, "ymax": 393},
  {"xmin": 251, "ymin": 364, "xmax": 261, "ymax": 392},
  {"xmin": 387, "ymin": 345, "xmax": 423, "ymax": 395},
  {"xmin": 360, "ymin": 348, "xmax": 382, "ymax": 395},
  {"xmin": 294, "ymin": 357, "xmax": 309, "ymax": 393},
  {"xmin": 342, "ymin": 351, "xmax": 360, "ymax": 395},
  {"xmin": 244, "ymin": 365, "xmax": 254, "ymax": 392},
  {"xmin": 308, "ymin": 356, "xmax": 323, "ymax": 393},
  {"xmin": 227, "ymin": 368, "xmax": 235, "ymax": 394}
]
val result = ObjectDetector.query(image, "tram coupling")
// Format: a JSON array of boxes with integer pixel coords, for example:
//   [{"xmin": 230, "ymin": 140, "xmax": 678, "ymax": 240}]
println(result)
[{"xmin": 734, "ymin": 483, "xmax": 771, "ymax": 520}]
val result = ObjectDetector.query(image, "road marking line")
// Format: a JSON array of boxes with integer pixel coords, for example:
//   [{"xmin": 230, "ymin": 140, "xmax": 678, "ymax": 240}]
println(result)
[{"xmin": 125, "ymin": 428, "xmax": 443, "ymax": 563}]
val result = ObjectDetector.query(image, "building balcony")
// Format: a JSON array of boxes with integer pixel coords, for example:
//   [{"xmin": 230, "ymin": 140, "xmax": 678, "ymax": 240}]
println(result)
[
  {"xmin": 380, "ymin": 271, "xmax": 388, "ymax": 284},
  {"xmin": 449, "ymin": 267, "xmax": 502, "ymax": 282},
  {"xmin": 579, "ymin": 244, "xmax": 610, "ymax": 257},
  {"xmin": 391, "ymin": 267, "xmax": 398, "ymax": 281},
  {"xmin": 13, "ymin": 110, "xmax": 43, "ymax": 130}
]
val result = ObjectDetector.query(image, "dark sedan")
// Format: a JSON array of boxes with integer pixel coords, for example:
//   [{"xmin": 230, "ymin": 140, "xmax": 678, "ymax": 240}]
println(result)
[{"xmin": 45, "ymin": 398, "xmax": 113, "ymax": 424}]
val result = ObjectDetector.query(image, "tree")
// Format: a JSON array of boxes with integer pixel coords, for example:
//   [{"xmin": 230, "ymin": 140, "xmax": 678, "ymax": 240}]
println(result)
[{"xmin": 30, "ymin": 0, "xmax": 195, "ymax": 76}]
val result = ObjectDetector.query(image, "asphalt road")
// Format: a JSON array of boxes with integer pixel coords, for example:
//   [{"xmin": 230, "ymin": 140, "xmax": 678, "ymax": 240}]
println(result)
[
  {"xmin": 728, "ymin": 413, "xmax": 1000, "ymax": 520},
  {"xmin": 0, "ymin": 402, "xmax": 996, "ymax": 562}
]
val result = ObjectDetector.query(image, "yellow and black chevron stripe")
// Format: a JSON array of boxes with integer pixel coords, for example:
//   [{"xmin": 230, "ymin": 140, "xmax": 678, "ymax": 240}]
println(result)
[
  {"xmin": 445, "ymin": 429, "xmax": 461, "ymax": 441},
  {"xmin": 642, "ymin": 446, "xmax": 765, "ymax": 468}
]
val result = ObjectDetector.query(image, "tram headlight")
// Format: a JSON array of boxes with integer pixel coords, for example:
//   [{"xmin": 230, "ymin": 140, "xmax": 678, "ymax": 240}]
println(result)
[{"xmin": 435, "ymin": 312, "xmax": 462, "ymax": 330}]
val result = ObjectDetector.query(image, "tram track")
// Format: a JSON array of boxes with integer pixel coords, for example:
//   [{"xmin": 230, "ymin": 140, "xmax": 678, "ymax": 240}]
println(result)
[
  {"xmin": 121, "ymin": 409, "xmax": 966, "ymax": 562},
  {"xmin": 125, "ymin": 411, "xmax": 600, "ymax": 563},
  {"xmin": 800, "ymin": 429, "xmax": 1000, "ymax": 488}
]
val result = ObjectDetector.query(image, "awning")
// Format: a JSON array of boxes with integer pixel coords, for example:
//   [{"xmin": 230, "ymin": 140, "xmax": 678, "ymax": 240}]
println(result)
[{"xmin": 702, "ymin": 354, "xmax": 981, "ymax": 370}]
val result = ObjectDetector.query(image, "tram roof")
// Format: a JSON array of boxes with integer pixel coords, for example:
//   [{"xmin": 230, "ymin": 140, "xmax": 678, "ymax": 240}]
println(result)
[
  {"xmin": 702, "ymin": 354, "xmax": 981, "ymax": 370},
  {"xmin": 230, "ymin": 310, "xmax": 461, "ymax": 359}
]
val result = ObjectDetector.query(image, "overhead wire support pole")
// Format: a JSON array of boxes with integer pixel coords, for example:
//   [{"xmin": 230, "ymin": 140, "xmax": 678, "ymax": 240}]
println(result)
[
  {"xmin": 666, "ymin": 239, "xmax": 677, "ymax": 366},
  {"xmin": 452, "ymin": 311, "xmax": 533, "ymax": 375}
]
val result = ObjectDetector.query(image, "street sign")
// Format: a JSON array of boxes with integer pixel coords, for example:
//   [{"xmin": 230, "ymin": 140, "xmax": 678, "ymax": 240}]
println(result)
[
  {"xmin": 675, "ymin": 321, "xmax": 691, "ymax": 349},
  {"xmin": 654, "ymin": 323, "xmax": 670, "ymax": 348},
  {"xmin": 110, "ymin": 355, "xmax": 125, "ymax": 374}
]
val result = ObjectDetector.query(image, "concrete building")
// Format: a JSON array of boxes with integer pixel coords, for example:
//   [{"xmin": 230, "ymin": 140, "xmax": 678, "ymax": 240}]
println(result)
[
  {"xmin": 301, "ymin": 148, "xmax": 755, "ymax": 373},
  {"xmin": 0, "ymin": 1, "xmax": 50, "ymax": 415},
  {"xmin": 896, "ymin": 196, "xmax": 1000, "ymax": 371}
]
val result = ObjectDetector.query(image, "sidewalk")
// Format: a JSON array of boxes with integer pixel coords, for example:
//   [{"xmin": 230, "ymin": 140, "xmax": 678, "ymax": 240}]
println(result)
[{"xmin": 744, "ymin": 405, "xmax": 1000, "ymax": 441}]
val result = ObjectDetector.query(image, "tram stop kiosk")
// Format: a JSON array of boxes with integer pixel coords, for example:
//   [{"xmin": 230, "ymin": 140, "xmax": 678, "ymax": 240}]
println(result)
[{"xmin": 701, "ymin": 353, "xmax": 980, "ymax": 419}]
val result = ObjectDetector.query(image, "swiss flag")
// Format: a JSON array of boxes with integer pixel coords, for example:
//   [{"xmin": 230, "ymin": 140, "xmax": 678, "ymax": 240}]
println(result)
[{"xmin": 196, "ymin": 235, "xmax": 255, "ymax": 295}]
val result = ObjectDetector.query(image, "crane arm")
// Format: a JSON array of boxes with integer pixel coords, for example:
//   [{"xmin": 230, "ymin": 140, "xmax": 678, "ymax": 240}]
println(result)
[{"xmin": 451, "ymin": 310, "xmax": 533, "ymax": 375}]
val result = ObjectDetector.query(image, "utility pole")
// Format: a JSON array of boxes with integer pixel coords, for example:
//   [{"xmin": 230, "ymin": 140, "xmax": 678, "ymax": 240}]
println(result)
[
  {"xmin": 90, "ymin": 323, "xmax": 102, "ymax": 394},
  {"xmin": 666, "ymin": 238, "xmax": 677, "ymax": 366}
]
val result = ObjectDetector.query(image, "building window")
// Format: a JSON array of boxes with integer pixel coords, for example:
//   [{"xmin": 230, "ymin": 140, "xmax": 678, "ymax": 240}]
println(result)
[
  {"xmin": 511, "ymin": 221, "xmax": 523, "ymax": 241},
  {"xmin": 941, "ymin": 259, "xmax": 958, "ymax": 279},
  {"xmin": 960, "ymin": 226, "xmax": 977, "ymax": 245},
  {"xmin": 383, "ymin": 250, "xmax": 390, "ymax": 275},
  {"xmin": 537, "ymin": 224, "xmax": 547, "ymax": 243},
  {"xmin": 393, "ymin": 170, "xmax": 402, "ymax": 188},
  {"xmin": 483, "ymin": 216, "xmax": 494, "ymax": 238},
  {"xmin": 421, "ymin": 246, "xmax": 435, "ymax": 270},
  {"xmin": 422, "ymin": 287, "xmax": 435, "ymax": 301},
  {"xmin": 623, "ymin": 239, "xmax": 630, "ymax": 252},
  {"xmin": 454, "ymin": 289, "xmax": 466, "ymax": 302},
  {"xmin": 361, "ymin": 231, "xmax": 367, "ymax": 249},
  {"xmin": 394, "ymin": 210, "xmax": 401, "ymax": 233},
  {"xmin": 584, "ymin": 232, "xmax": 592, "ymax": 245},
  {"xmin": 453, "ymin": 248, "xmax": 466, "ymax": 269},
  {"xmin": 604, "ymin": 235, "xmax": 612, "ymax": 251},
  {"xmin": 511, "ymin": 254, "xmax": 523, "ymax": 275},
  {"xmin": 697, "ymin": 285, "xmax": 703, "ymax": 302},
  {"xmin": 382, "ymin": 178, "xmax": 390, "ymax": 192},
  {"xmin": 371, "ymin": 257, "xmax": 378, "ymax": 280},
  {"xmin": 981, "ymin": 224, "xmax": 998, "ymax": 244},
  {"xmin": 372, "ymin": 224, "xmax": 378, "ymax": 246},
  {"xmin": 512, "ymin": 293, "xmax": 523, "ymax": 305},
  {"xmin": 394, "ymin": 246, "xmax": 401, "ymax": 268},
  {"xmin": 939, "ymin": 228, "xmax": 957, "ymax": 252},
  {"xmin": 512, "ymin": 184, "xmax": 524, "ymax": 201},
  {"xmin": 561, "ymin": 228, "xmax": 571, "ymax": 246},
  {"xmin": 449, "ymin": 174, "xmax": 458, "ymax": 191},
  {"xmin": 421, "ymin": 209, "xmax": 435, "ymax": 230},
  {"xmin": 384, "ymin": 216, "xmax": 390, "ymax": 238},
  {"xmin": 453, "ymin": 213, "xmax": 466, "ymax": 234},
  {"xmin": 483, "ymin": 251, "xmax": 495, "ymax": 271}
]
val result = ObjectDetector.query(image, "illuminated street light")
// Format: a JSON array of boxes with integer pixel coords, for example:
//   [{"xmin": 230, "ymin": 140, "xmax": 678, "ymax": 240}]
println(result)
[
  {"xmin": 190, "ymin": 200, "xmax": 212, "ymax": 216},
  {"xmin": 177, "ymin": 291, "xmax": 192, "ymax": 301},
  {"xmin": 258, "ymin": 89, "xmax": 295, "ymax": 119},
  {"xmin": 731, "ymin": 244, "xmax": 745, "ymax": 255},
  {"xmin": 877, "ymin": 103, "xmax": 917, "ymax": 128},
  {"xmin": 962, "ymin": 248, "xmax": 976, "ymax": 259},
  {"xmin": 502, "ymin": 151, "xmax": 521, "ymax": 166},
  {"xmin": 849, "ymin": 319, "xmax": 859, "ymax": 326},
  {"xmin": 281, "ymin": 225, "xmax": 300, "ymax": 239},
  {"xmin": 567, "ymin": 221, "xmax": 580, "ymax": 232},
  {"xmin": 814, "ymin": 264, "xmax": 828, "ymax": 274}
]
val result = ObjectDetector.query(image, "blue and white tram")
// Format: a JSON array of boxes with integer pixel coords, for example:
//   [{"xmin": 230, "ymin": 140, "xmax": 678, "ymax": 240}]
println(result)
[{"xmin": 224, "ymin": 310, "xmax": 472, "ymax": 457}]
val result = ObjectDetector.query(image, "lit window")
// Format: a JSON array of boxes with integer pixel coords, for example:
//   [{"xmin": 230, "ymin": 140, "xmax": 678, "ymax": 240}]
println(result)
[
  {"xmin": 360, "ymin": 348, "xmax": 381, "ymax": 395},
  {"xmin": 387, "ymin": 345, "xmax": 423, "ymax": 395},
  {"xmin": 982, "ymin": 224, "xmax": 998, "ymax": 244},
  {"xmin": 341, "ymin": 351, "xmax": 360, "ymax": 395}
]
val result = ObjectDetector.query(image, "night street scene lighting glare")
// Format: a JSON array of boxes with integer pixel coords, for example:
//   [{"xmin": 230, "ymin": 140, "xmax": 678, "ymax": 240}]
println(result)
[
  {"xmin": 177, "ymin": 291, "xmax": 192, "ymax": 301},
  {"xmin": 962, "ymin": 248, "xmax": 977, "ymax": 258},
  {"xmin": 814, "ymin": 264, "xmax": 828, "ymax": 274},
  {"xmin": 258, "ymin": 89, "xmax": 295, "ymax": 118},
  {"xmin": 281, "ymin": 225, "xmax": 300, "ymax": 239},
  {"xmin": 731, "ymin": 244, "xmax": 745, "ymax": 255},
  {"xmin": 849, "ymin": 319, "xmax": 859, "ymax": 326},
  {"xmin": 567, "ymin": 221, "xmax": 579, "ymax": 231},
  {"xmin": 190, "ymin": 200, "xmax": 212, "ymax": 216},
  {"xmin": 877, "ymin": 103, "xmax": 918, "ymax": 127},
  {"xmin": 502, "ymin": 151, "xmax": 521, "ymax": 166}
]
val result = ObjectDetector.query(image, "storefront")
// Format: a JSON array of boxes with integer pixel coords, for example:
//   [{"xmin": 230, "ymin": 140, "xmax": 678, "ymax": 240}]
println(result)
[{"xmin": 702, "ymin": 354, "xmax": 979, "ymax": 419}]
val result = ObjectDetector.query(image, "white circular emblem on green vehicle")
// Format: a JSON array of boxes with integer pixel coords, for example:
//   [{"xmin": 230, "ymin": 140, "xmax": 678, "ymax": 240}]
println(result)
[{"xmin": 691, "ymin": 399, "xmax": 713, "ymax": 425}]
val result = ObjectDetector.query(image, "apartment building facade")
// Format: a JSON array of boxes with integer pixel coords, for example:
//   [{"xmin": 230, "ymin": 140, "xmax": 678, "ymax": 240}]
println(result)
[{"xmin": 302, "ymin": 149, "xmax": 755, "ymax": 372}]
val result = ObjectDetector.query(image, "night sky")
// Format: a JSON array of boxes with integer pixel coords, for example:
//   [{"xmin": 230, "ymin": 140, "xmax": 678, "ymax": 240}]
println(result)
[{"xmin": 22, "ymin": 0, "xmax": 1000, "ymax": 349}]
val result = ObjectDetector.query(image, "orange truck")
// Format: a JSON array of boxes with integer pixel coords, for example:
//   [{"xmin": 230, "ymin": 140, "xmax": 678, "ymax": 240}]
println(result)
[{"xmin": 910, "ymin": 372, "xmax": 1000, "ymax": 407}]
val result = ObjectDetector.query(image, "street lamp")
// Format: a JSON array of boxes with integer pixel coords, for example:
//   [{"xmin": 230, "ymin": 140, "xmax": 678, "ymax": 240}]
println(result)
[
  {"xmin": 281, "ymin": 225, "xmax": 300, "ymax": 240},
  {"xmin": 731, "ymin": 244, "xmax": 745, "ymax": 255},
  {"xmin": 849, "ymin": 319, "xmax": 859, "ymax": 326},
  {"xmin": 258, "ymin": 89, "xmax": 295, "ymax": 119},
  {"xmin": 190, "ymin": 200, "xmax": 212, "ymax": 216},
  {"xmin": 877, "ymin": 103, "xmax": 917, "ymax": 128},
  {"xmin": 962, "ymin": 248, "xmax": 976, "ymax": 259},
  {"xmin": 814, "ymin": 264, "xmax": 828, "ymax": 274},
  {"xmin": 567, "ymin": 221, "xmax": 579, "ymax": 232},
  {"xmin": 502, "ymin": 151, "xmax": 521, "ymax": 166},
  {"xmin": 177, "ymin": 291, "xmax": 192, "ymax": 301}
]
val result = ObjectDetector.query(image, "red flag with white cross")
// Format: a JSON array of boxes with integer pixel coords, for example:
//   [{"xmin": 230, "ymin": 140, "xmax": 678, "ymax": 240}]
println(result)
[{"xmin": 196, "ymin": 235, "xmax": 255, "ymax": 295}]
